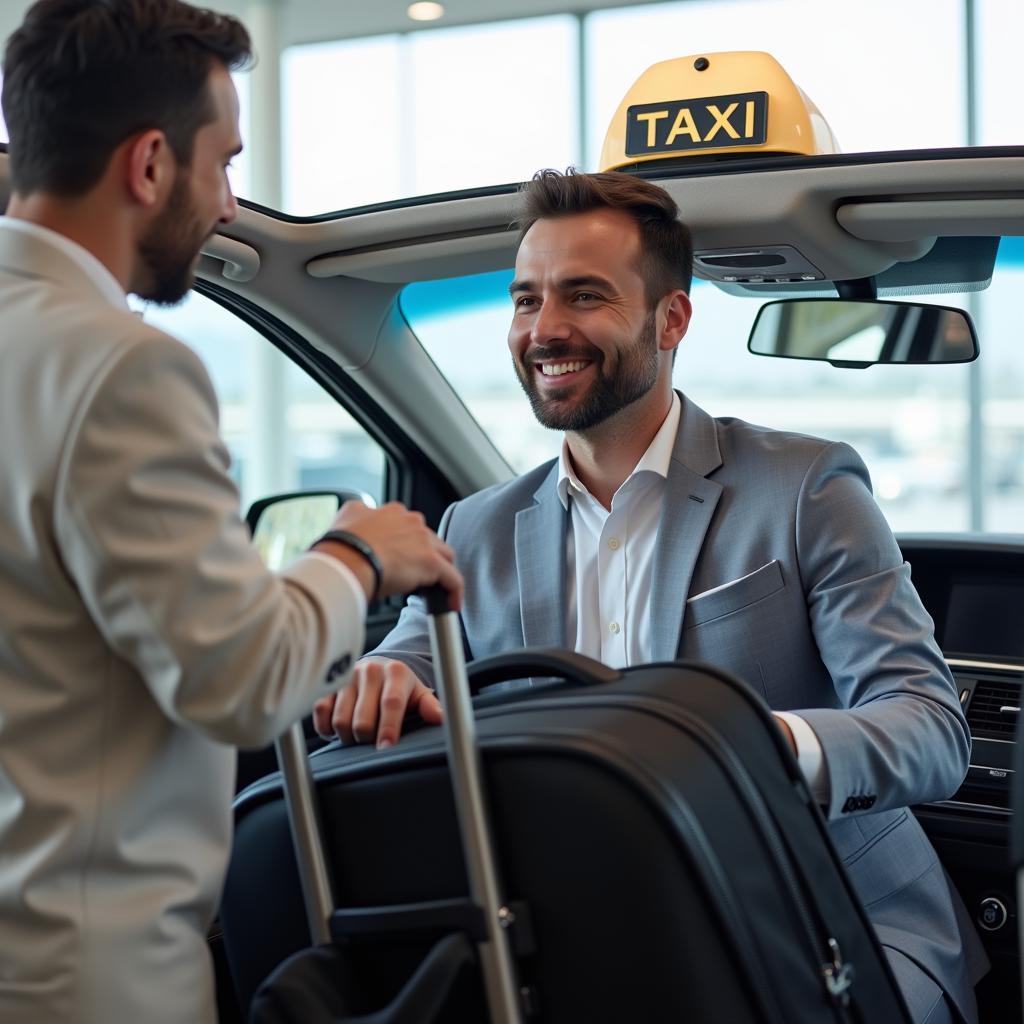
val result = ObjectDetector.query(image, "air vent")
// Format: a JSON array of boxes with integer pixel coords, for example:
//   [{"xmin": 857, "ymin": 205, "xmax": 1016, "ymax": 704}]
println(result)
[{"xmin": 967, "ymin": 679, "xmax": 1022, "ymax": 740}]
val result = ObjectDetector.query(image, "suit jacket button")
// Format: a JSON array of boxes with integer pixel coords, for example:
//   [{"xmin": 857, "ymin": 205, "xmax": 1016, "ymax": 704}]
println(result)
[
  {"xmin": 865, "ymin": 795, "xmax": 876, "ymax": 809},
  {"xmin": 842, "ymin": 797, "xmax": 855, "ymax": 813}
]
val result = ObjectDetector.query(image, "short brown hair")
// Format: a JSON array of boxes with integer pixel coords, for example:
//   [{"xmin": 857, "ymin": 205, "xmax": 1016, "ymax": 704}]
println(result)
[
  {"xmin": 3, "ymin": 0, "xmax": 252, "ymax": 197},
  {"xmin": 515, "ymin": 168, "xmax": 693, "ymax": 304}
]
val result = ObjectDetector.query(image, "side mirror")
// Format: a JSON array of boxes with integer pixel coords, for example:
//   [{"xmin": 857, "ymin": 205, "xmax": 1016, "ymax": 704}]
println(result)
[
  {"xmin": 747, "ymin": 299, "xmax": 979, "ymax": 368},
  {"xmin": 245, "ymin": 490, "xmax": 374, "ymax": 571}
]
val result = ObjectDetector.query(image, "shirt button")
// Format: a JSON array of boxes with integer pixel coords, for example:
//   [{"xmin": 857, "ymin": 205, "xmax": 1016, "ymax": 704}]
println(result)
[
  {"xmin": 609, "ymin": 622, "xmax": 620, "ymax": 634},
  {"xmin": 608, "ymin": 537, "xmax": 620, "ymax": 551}
]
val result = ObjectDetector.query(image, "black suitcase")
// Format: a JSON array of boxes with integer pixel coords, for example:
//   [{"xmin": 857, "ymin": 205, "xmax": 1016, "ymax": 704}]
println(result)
[{"xmin": 221, "ymin": 590, "xmax": 911, "ymax": 1024}]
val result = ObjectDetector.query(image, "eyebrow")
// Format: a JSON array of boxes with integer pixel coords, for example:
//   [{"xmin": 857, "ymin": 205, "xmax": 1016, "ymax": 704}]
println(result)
[{"xmin": 508, "ymin": 274, "xmax": 616, "ymax": 297}]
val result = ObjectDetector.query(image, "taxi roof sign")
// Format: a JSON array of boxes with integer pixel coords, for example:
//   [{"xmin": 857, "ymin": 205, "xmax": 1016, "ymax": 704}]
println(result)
[{"xmin": 599, "ymin": 51, "xmax": 839, "ymax": 172}]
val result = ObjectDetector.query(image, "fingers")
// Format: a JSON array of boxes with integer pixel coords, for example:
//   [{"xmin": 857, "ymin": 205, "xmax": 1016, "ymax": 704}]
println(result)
[
  {"xmin": 312, "ymin": 693, "xmax": 337, "ymax": 739},
  {"xmin": 349, "ymin": 662, "xmax": 385, "ymax": 745},
  {"xmin": 322, "ymin": 659, "xmax": 439, "ymax": 750},
  {"xmin": 433, "ymin": 557, "xmax": 464, "ymax": 611},
  {"xmin": 411, "ymin": 685, "xmax": 443, "ymax": 726},
  {"xmin": 330, "ymin": 671, "xmax": 360, "ymax": 745},
  {"xmin": 375, "ymin": 662, "xmax": 421, "ymax": 749}
]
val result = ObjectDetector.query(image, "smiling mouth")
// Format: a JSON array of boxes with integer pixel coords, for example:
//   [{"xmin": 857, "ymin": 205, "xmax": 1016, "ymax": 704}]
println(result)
[{"xmin": 537, "ymin": 360, "xmax": 592, "ymax": 377}]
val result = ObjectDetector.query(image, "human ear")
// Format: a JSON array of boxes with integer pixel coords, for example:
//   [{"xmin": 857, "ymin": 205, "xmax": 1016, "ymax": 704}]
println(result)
[
  {"xmin": 124, "ymin": 129, "xmax": 172, "ymax": 208},
  {"xmin": 659, "ymin": 289, "xmax": 692, "ymax": 353}
]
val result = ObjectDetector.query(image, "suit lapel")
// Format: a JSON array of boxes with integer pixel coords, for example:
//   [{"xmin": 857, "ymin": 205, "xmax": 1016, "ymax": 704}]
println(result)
[
  {"xmin": 650, "ymin": 394, "xmax": 724, "ymax": 660},
  {"xmin": 515, "ymin": 463, "xmax": 569, "ymax": 648}
]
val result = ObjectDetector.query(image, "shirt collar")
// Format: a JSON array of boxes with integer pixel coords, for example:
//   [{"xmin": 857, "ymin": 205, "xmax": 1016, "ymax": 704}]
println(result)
[
  {"xmin": 0, "ymin": 217, "xmax": 127, "ymax": 310},
  {"xmin": 557, "ymin": 391, "xmax": 682, "ymax": 509}
]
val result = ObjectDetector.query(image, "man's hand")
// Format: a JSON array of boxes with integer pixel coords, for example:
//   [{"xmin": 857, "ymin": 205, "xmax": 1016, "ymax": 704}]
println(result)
[
  {"xmin": 313, "ymin": 657, "xmax": 442, "ymax": 749},
  {"xmin": 313, "ymin": 500, "xmax": 463, "ymax": 610}
]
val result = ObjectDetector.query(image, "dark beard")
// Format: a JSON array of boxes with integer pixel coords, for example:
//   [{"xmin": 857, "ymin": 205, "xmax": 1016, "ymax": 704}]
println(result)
[
  {"xmin": 135, "ymin": 171, "xmax": 209, "ymax": 306},
  {"xmin": 514, "ymin": 311, "xmax": 660, "ymax": 432}
]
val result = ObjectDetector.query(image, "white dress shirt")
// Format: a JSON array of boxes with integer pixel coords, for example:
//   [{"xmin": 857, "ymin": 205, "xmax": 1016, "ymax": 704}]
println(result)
[{"xmin": 557, "ymin": 392, "xmax": 827, "ymax": 800}]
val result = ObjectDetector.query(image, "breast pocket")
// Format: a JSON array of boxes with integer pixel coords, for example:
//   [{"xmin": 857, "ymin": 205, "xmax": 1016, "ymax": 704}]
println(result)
[{"xmin": 684, "ymin": 559, "xmax": 786, "ymax": 629}]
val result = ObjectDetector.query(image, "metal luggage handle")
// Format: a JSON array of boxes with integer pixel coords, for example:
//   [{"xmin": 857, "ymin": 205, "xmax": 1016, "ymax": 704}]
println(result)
[
  {"xmin": 275, "ymin": 723, "xmax": 335, "ymax": 945},
  {"xmin": 275, "ymin": 584, "xmax": 524, "ymax": 1022},
  {"xmin": 418, "ymin": 585, "xmax": 524, "ymax": 1024},
  {"xmin": 468, "ymin": 647, "xmax": 622, "ymax": 693}
]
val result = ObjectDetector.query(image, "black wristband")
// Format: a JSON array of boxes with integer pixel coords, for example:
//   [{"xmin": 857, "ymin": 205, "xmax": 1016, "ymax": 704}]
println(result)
[{"xmin": 314, "ymin": 530, "xmax": 383, "ymax": 601}]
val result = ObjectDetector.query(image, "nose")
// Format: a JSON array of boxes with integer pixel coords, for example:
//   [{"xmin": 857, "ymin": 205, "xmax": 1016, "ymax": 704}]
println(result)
[
  {"xmin": 530, "ymin": 297, "xmax": 572, "ymax": 345},
  {"xmin": 219, "ymin": 187, "xmax": 238, "ymax": 226}
]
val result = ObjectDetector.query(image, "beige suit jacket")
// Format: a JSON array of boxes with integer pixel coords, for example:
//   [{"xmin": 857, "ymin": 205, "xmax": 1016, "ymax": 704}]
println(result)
[{"xmin": 0, "ymin": 222, "xmax": 364, "ymax": 1023}]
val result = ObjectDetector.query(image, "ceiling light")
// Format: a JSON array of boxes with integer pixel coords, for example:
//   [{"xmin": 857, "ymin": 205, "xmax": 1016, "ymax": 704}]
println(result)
[{"xmin": 407, "ymin": 2, "xmax": 445, "ymax": 21}]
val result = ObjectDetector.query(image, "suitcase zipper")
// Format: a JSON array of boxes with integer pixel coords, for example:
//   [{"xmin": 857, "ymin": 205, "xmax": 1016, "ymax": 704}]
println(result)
[
  {"xmin": 530, "ymin": 695, "xmax": 856, "ymax": 1022},
  {"xmin": 663, "ymin": 705, "xmax": 856, "ymax": 1022}
]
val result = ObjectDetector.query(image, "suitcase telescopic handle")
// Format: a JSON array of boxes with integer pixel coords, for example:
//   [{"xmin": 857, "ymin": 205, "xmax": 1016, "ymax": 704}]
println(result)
[
  {"xmin": 275, "ymin": 722, "xmax": 334, "ymax": 945},
  {"xmin": 273, "ymin": 584, "xmax": 463, "ymax": 949},
  {"xmin": 419, "ymin": 584, "xmax": 525, "ymax": 1024}
]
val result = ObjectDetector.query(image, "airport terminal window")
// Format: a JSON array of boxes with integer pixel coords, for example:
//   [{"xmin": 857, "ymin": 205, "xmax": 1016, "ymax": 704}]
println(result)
[
  {"xmin": 583, "ymin": 0, "xmax": 965, "ymax": 167},
  {"xmin": 140, "ymin": 291, "xmax": 385, "ymax": 514},
  {"xmin": 403, "ymin": 259, "xmax": 1024, "ymax": 536},
  {"xmin": 976, "ymin": 238, "xmax": 1024, "ymax": 531},
  {"xmin": 977, "ymin": 0, "xmax": 1024, "ymax": 146},
  {"xmin": 281, "ymin": 17, "xmax": 578, "ymax": 214}
]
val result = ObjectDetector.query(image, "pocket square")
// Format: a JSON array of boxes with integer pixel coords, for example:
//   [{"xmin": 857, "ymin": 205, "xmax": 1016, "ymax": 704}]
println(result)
[{"xmin": 687, "ymin": 561, "xmax": 778, "ymax": 604}]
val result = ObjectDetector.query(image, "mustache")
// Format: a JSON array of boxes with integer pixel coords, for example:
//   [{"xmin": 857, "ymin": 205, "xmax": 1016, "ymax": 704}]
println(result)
[{"xmin": 523, "ymin": 344, "xmax": 603, "ymax": 364}]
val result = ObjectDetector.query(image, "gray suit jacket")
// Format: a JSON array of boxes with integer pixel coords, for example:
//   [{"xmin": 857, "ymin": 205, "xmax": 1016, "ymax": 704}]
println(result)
[
  {"xmin": 374, "ymin": 392, "xmax": 987, "ymax": 1022},
  {"xmin": 0, "ymin": 223, "xmax": 364, "ymax": 1024}
]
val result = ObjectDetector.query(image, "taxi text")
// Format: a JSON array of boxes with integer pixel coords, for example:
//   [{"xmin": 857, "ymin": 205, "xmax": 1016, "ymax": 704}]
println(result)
[{"xmin": 625, "ymin": 91, "xmax": 768, "ymax": 157}]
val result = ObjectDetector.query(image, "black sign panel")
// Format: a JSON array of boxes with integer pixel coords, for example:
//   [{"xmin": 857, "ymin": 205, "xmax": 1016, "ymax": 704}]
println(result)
[{"xmin": 625, "ymin": 91, "xmax": 769, "ymax": 157}]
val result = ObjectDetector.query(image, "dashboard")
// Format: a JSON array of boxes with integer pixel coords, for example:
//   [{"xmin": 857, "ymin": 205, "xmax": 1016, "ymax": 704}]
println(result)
[{"xmin": 899, "ymin": 536, "xmax": 1024, "ymax": 1019}]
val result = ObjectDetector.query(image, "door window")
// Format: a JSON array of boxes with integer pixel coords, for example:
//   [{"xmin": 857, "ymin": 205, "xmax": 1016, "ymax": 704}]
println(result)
[{"xmin": 138, "ymin": 290, "xmax": 386, "ymax": 514}]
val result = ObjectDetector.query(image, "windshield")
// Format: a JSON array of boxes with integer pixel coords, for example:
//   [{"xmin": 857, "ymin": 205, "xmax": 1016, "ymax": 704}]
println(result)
[{"xmin": 402, "ymin": 239, "xmax": 1024, "ymax": 535}]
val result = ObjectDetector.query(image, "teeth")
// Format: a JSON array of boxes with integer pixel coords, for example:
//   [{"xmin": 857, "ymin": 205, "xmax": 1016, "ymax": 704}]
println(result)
[{"xmin": 540, "ymin": 361, "xmax": 588, "ymax": 376}]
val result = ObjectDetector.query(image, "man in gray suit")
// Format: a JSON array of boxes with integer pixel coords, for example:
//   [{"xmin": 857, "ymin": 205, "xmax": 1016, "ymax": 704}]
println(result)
[
  {"xmin": 0, "ymin": 3, "xmax": 461, "ymax": 1023},
  {"xmin": 315, "ymin": 169, "xmax": 988, "ymax": 1022}
]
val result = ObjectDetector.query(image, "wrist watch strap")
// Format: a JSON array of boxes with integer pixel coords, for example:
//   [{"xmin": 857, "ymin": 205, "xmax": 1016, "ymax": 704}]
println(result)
[{"xmin": 314, "ymin": 530, "xmax": 382, "ymax": 600}]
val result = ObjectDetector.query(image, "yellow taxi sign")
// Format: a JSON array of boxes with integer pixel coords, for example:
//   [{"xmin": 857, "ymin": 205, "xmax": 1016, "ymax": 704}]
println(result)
[
  {"xmin": 626, "ymin": 91, "xmax": 768, "ymax": 157},
  {"xmin": 600, "ymin": 51, "xmax": 838, "ymax": 172}
]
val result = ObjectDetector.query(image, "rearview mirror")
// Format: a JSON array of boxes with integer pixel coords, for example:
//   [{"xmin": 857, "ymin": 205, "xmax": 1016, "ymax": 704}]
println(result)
[
  {"xmin": 246, "ymin": 490, "xmax": 374, "ymax": 571},
  {"xmin": 747, "ymin": 299, "xmax": 979, "ymax": 368}
]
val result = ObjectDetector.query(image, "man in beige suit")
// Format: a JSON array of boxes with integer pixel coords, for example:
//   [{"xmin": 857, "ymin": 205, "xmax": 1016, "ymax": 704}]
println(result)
[{"xmin": 0, "ymin": 2, "xmax": 462, "ymax": 1022}]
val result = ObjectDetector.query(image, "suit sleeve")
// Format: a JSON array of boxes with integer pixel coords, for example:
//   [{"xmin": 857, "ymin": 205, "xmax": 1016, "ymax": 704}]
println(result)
[
  {"xmin": 53, "ymin": 332, "xmax": 365, "ymax": 749},
  {"xmin": 791, "ymin": 442, "xmax": 970, "ymax": 820},
  {"xmin": 361, "ymin": 502, "xmax": 469, "ymax": 689}
]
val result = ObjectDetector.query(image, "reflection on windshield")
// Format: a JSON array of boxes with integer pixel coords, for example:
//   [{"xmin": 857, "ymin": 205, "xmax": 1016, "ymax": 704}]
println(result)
[{"xmin": 403, "ymin": 241, "xmax": 1024, "ymax": 535}]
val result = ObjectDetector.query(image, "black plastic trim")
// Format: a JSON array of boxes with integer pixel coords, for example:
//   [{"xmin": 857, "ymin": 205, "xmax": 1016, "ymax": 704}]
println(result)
[{"xmin": 226, "ymin": 146, "xmax": 1024, "ymax": 224}]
